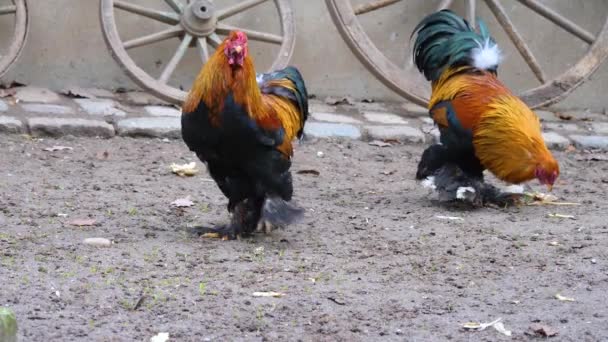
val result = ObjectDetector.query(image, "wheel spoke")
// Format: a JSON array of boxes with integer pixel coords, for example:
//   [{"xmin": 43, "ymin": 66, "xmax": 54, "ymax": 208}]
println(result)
[
  {"xmin": 197, "ymin": 38, "xmax": 210, "ymax": 64},
  {"xmin": 164, "ymin": 0, "xmax": 184, "ymax": 14},
  {"xmin": 437, "ymin": 0, "xmax": 453, "ymax": 11},
  {"xmin": 216, "ymin": 23, "xmax": 283, "ymax": 44},
  {"xmin": 159, "ymin": 34, "xmax": 193, "ymax": 84},
  {"xmin": 208, "ymin": 33, "xmax": 223, "ymax": 48},
  {"xmin": 467, "ymin": 0, "xmax": 476, "ymax": 28},
  {"xmin": 484, "ymin": 0, "xmax": 547, "ymax": 83},
  {"xmin": 123, "ymin": 25, "xmax": 184, "ymax": 50},
  {"xmin": 354, "ymin": 0, "xmax": 401, "ymax": 16},
  {"xmin": 516, "ymin": 0, "xmax": 595, "ymax": 44},
  {"xmin": 217, "ymin": 0, "xmax": 270, "ymax": 20},
  {"xmin": 0, "ymin": 5, "xmax": 16, "ymax": 15},
  {"xmin": 114, "ymin": 1, "xmax": 180, "ymax": 25}
]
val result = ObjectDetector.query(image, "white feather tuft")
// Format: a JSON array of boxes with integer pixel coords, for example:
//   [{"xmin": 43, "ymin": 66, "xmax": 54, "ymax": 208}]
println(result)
[
  {"xmin": 456, "ymin": 186, "xmax": 476, "ymax": 200},
  {"xmin": 471, "ymin": 39, "xmax": 502, "ymax": 70},
  {"xmin": 421, "ymin": 176, "xmax": 436, "ymax": 190},
  {"xmin": 501, "ymin": 184, "xmax": 525, "ymax": 194}
]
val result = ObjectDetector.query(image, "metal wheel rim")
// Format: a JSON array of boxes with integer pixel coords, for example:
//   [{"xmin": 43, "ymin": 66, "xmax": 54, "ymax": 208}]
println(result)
[
  {"xmin": 100, "ymin": 0, "xmax": 296, "ymax": 105},
  {"xmin": 0, "ymin": 0, "xmax": 28, "ymax": 79},
  {"xmin": 326, "ymin": 0, "xmax": 608, "ymax": 109}
]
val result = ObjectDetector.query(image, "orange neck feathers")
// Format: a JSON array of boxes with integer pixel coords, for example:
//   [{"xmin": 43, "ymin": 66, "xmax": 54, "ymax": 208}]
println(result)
[{"xmin": 182, "ymin": 41, "xmax": 277, "ymax": 129}]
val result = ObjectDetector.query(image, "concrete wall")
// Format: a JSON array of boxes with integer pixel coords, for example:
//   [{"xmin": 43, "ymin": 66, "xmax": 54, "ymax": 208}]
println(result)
[{"xmin": 1, "ymin": 0, "xmax": 607, "ymax": 110}]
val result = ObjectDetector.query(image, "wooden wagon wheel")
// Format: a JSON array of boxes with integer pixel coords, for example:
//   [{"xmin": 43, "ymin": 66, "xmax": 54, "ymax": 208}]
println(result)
[
  {"xmin": 0, "ymin": 0, "xmax": 28, "ymax": 79},
  {"xmin": 100, "ymin": 0, "xmax": 295, "ymax": 104},
  {"xmin": 327, "ymin": 0, "xmax": 608, "ymax": 109}
]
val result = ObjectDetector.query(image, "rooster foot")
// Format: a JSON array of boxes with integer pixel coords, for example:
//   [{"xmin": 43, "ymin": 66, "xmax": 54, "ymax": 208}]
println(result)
[
  {"xmin": 256, "ymin": 219, "xmax": 281, "ymax": 234},
  {"xmin": 485, "ymin": 192, "xmax": 525, "ymax": 208}
]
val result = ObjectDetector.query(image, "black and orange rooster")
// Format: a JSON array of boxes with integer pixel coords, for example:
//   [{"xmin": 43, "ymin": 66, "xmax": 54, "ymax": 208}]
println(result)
[
  {"xmin": 181, "ymin": 31, "xmax": 308, "ymax": 239},
  {"xmin": 412, "ymin": 10, "xmax": 559, "ymax": 205}
]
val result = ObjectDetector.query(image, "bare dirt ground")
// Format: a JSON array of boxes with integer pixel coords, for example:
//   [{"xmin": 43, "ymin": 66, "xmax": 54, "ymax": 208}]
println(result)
[{"xmin": 1, "ymin": 134, "xmax": 607, "ymax": 341}]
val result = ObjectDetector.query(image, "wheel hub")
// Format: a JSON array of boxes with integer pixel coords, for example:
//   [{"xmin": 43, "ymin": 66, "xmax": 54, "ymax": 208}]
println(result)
[{"xmin": 181, "ymin": 0, "xmax": 217, "ymax": 37}]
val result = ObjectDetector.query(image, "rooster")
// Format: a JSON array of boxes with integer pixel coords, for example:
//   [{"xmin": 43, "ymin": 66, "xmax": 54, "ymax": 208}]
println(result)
[
  {"xmin": 412, "ymin": 10, "xmax": 559, "ymax": 205},
  {"xmin": 181, "ymin": 31, "xmax": 308, "ymax": 239}
]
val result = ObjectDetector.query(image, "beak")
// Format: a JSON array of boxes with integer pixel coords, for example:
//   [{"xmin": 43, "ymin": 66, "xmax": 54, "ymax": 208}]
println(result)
[{"xmin": 234, "ymin": 45, "xmax": 243, "ymax": 53}]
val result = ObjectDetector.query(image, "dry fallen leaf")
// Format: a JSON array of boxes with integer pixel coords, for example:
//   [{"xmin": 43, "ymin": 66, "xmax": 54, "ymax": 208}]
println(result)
[
  {"xmin": 368, "ymin": 140, "xmax": 392, "ymax": 147},
  {"xmin": 525, "ymin": 192, "xmax": 580, "ymax": 206},
  {"xmin": 170, "ymin": 162, "xmax": 199, "ymax": 177},
  {"xmin": 463, "ymin": 322, "xmax": 483, "ymax": 329},
  {"xmin": 43, "ymin": 145, "xmax": 73, "ymax": 152},
  {"xmin": 201, "ymin": 232, "xmax": 222, "ymax": 239},
  {"xmin": 462, "ymin": 317, "xmax": 502, "ymax": 331},
  {"xmin": 69, "ymin": 218, "xmax": 97, "ymax": 226},
  {"xmin": 529, "ymin": 323, "xmax": 558, "ymax": 337},
  {"xmin": 252, "ymin": 291, "xmax": 285, "ymax": 298},
  {"xmin": 555, "ymin": 293, "xmax": 575, "ymax": 302},
  {"xmin": 171, "ymin": 196, "xmax": 194, "ymax": 208}
]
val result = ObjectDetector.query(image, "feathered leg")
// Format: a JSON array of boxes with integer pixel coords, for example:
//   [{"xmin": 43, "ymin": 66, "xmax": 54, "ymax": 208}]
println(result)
[
  {"xmin": 416, "ymin": 144, "xmax": 450, "ymax": 180},
  {"xmin": 240, "ymin": 196, "xmax": 266, "ymax": 235},
  {"xmin": 189, "ymin": 202, "xmax": 245, "ymax": 240},
  {"xmin": 428, "ymin": 163, "xmax": 523, "ymax": 207},
  {"xmin": 256, "ymin": 197, "xmax": 305, "ymax": 234}
]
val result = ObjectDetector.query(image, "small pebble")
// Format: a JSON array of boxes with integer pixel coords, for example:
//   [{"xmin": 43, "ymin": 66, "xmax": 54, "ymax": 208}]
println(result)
[
  {"xmin": 591, "ymin": 258, "xmax": 597, "ymax": 264},
  {"xmin": 83, "ymin": 237, "xmax": 112, "ymax": 247},
  {"xmin": 316, "ymin": 151, "xmax": 324, "ymax": 158}
]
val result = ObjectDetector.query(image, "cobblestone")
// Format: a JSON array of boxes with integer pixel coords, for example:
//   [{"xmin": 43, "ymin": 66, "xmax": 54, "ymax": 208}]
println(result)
[
  {"xmin": 401, "ymin": 103, "xmax": 427, "ymax": 115},
  {"xmin": 14, "ymin": 87, "xmax": 61, "ymax": 104},
  {"xmin": 542, "ymin": 132, "xmax": 571, "ymax": 150},
  {"xmin": 124, "ymin": 91, "xmax": 169, "ymax": 106},
  {"xmin": 75, "ymin": 99, "xmax": 126, "ymax": 117},
  {"xmin": 363, "ymin": 112, "xmax": 408, "ymax": 125},
  {"xmin": 21, "ymin": 104, "xmax": 74, "ymax": 115},
  {"xmin": 311, "ymin": 112, "xmax": 362, "ymax": 124},
  {"xmin": 2, "ymin": 91, "xmax": 606, "ymax": 147},
  {"xmin": 419, "ymin": 117, "xmax": 434, "ymax": 125},
  {"xmin": 592, "ymin": 122, "xmax": 608, "ymax": 134},
  {"xmin": 28, "ymin": 117, "xmax": 115, "ymax": 138},
  {"xmin": 145, "ymin": 105, "xmax": 181, "ymax": 117},
  {"xmin": 309, "ymin": 102, "xmax": 337, "ymax": 114},
  {"xmin": 116, "ymin": 117, "xmax": 181, "ymax": 138},
  {"xmin": 304, "ymin": 122, "xmax": 361, "ymax": 139},
  {"xmin": 535, "ymin": 110, "xmax": 558, "ymax": 122},
  {"xmin": 543, "ymin": 122, "xmax": 583, "ymax": 132},
  {"xmin": 562, "ymin": 110, "xmax": 606, "ymax": 121},
  {"xmin": 0, "ymin": 116, "xmax": 24, "ymax": 133},
  {"xmin": 569, "ymin": 135, "xmax": 608, "ymax": 150},
  {"xmin": 365, "ymin": 125, "xmax": 425, "ymax": 143}
]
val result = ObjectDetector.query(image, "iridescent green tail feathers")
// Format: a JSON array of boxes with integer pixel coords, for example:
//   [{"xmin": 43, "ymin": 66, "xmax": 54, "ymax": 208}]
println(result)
[{"xmin": 412, "ymin": 9, "xmax": 500, "ymax": 82}]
